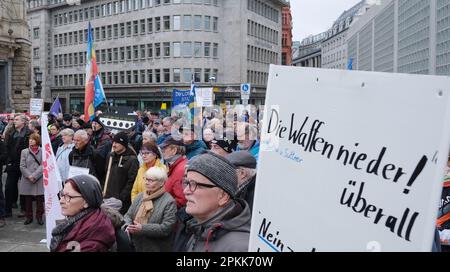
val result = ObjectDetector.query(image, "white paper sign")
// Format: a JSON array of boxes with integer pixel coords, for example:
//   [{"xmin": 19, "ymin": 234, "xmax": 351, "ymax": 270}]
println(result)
[
  {"xmin": 250, "ymin": 66, "xmax": 450, "ymax": 252},
  {"xmin": 30, "ymin": 98, "xmax": 43, "ymax": 116},
  {"xmin": 68, "ymin": 166, "xmax": 90, "ymax": 178},
  {"xmin": 195, "ymin": 88, "xmax": 213, "ymax": 107}
]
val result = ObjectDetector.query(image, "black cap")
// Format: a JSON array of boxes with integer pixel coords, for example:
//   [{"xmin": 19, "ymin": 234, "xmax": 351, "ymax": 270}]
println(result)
[
  {"xmin": 63, "ymin": 114, "xmax": 72, "ymax": 121},
  {"xmin": 92, "ymin": 117, "xmax": 104, "ymax": 128},
  {"xmin": 159, "ymin": 136, "xmax": 184, "ymax": 148},
  {"xmin": 211, "ymin": 139, "xmax": 234, "ymax": 153}
]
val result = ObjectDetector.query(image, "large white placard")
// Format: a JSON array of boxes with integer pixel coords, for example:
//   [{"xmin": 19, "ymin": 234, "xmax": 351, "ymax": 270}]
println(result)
[
  {"xmin": 249, "ymin": 66, "xmax": 450, "ymax": 252},
  {"xmin": 30, "ymin": 98, "xmax": 43, "ymax": 116},
  {"xmin": 195, "ymin": 88, "xmax": 213, "ymax": 107}
]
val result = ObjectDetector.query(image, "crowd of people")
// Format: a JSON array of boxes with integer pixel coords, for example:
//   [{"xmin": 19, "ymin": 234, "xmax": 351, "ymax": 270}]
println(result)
[
  {"xmin": 0, "ymin": 109, "xmax": 260, "ymax": 252},
  {"xmin": 0, "ymin": 108, "xmax": 448, "ymax": 252}
]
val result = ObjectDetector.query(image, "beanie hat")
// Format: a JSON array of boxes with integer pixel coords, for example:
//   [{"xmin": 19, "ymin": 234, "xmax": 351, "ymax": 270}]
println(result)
[
  {"xmin": 69, "ymin": 174, "xmax": 103, "ymax": 208},
  {"xmin": 75, "ymin": 119, "xmax": 85, "ymax": 127},
  {"xmin": 211, "ymin": 139, "xmax": 234, "ymax": 153},
  {"xmin": 113, "ymin": 131, "xmax": 129, "ymax": 148},
  {"xmin": 186, "ymin": 151, "xmax": 238, "ymax": 198},
  {"xmin": 92, "ymin": 117, "xmax": 104, "ymax": 128},
  {"xmin": 63, "ymin": 114, "xmax": 72, "ymax": 121}
]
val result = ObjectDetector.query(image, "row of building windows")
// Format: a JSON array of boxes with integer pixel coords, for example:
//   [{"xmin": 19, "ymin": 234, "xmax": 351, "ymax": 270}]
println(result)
[
  {"xmin": 247, "ymin": 0, "xmax": 279, "ymax": 23},
  {"xmin": 53, "ymin": 0, "xmax": 219, "ymax": 26},
  {"xmin": 54, "ymin": 68, "xmax": 218, "ymax": 87},
  {"xmin": 54, "ymin": 15, "xmax": 218, "ymax": 47},
  {"xmin": 54, "ymin": 41, "xmax": 219, "ymax": 68},
  {"xmin": 247, "ymin": 20, "xmax": 278, "ymax": 45},
  {"xmin": 247, "ymin": 45, "xmax": 278, "ymax": 65},
  {"xmin": 322, "ymin": 50, "xmax": 346, "ymax": 66},
  {"xmin": 322, "ymin": 35, "xmax": 346, "ymax": 53},
  {"xmin": 247, "ymin": 70, "xmax": 268, "ymax": 86}
]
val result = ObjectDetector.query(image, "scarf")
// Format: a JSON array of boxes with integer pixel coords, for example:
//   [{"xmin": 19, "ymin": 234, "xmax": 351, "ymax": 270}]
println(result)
[
  {"xmin": 165, "ymin": 154, "xmax": 182, "ymax": 167},
  {"xmin": 134, "ymin": 187, "xmax": 165, "ymax": 225},
  {"xmin": 30, "ymin": 145, "xmax": 39, "ymax": 154},
  {"xmin": 50, "ymin": 208, "xmax": 95, "ymax": 252}
]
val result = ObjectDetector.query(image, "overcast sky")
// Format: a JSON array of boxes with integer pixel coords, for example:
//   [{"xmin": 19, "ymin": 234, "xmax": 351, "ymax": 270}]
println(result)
[{"xmin": 291, "ymin": 0, "xmax": 362, "ymax": 42}]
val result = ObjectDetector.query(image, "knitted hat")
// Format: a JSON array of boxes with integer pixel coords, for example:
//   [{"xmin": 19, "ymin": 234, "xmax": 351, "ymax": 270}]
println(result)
[
  {"xmin": 63, "ymin": 113, "xmax": 72, "ymax": 121},
  {"xmin": 75, "ymin": 119, "xmax": 85, "ymax": 127},
  {"xmin": 69, "ymin": 174, "xmax": 103, "ymax": 208},
  {"xmin": 227, "ymin": 151, "xmax": 257, "ymax": 169},
  {"xmin": 113, "ymin": 131, "xmax": 129, "ymax": 148},
  {"xmin": 186, "ymin": 151, "xmax": 238, "ymax": 198},
  {"xmin": 211, "ymin": 139, "xmax": 234, "ymax": 153},
  {"xmin": 92, "ymin": 117, "xmax": 104, "ymax": 128}
]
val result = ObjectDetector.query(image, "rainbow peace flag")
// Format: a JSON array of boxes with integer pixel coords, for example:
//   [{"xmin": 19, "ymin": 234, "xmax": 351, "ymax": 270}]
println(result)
[{"xmin": 84, "ymin": 22, "xmax": 106, "ymax": 122}]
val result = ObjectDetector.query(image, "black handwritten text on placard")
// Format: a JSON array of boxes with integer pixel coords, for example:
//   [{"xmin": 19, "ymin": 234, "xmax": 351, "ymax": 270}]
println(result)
[{"xmin": 267, "ymin": 108, "xmax": 428, "ymax": 195}]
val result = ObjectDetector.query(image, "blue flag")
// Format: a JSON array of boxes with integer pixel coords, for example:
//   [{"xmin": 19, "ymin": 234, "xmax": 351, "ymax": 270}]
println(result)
[
  {"xmin": 347, "ymin": 58, "xmax": 353, "ymax": 70},
  {"xmin": 49, "ymin": 97, "xmax": 62, "ymax": 117}
]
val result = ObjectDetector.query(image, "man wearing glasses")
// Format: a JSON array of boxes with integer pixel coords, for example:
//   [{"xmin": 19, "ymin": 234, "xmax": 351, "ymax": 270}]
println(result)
[{"xmin": 180, "ymin": 152, "xmax": 251, "ymax": 252}]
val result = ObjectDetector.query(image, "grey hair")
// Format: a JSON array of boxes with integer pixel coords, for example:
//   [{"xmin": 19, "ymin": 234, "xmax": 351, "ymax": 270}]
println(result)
[
  {"xmin": 15, "ymin": 114, "xmax": 29, "ymax": 124},
  {"xmin": 143, "ymin": 130, "xmax": 158, "ymax": 141},
  {"xmin": 241, "ymin": 167, "xmax": 257, "ymax": 179},
  {"xmin": 145, "ymin": 167, "xmax": 168, "ymax": 183},
  {"xmin": 74, "ymin": 129, "xmax": 89, "ymax": 141},
  {"xmin": 162, "ymin": 116, "xmax": 174, "ymax": 125},
  {"xmin": 60, "ymin": 128, "xmax": 75, "ymax": 137}
]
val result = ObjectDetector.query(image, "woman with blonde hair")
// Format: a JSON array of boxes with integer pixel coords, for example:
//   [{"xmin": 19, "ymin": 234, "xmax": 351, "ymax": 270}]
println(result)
[
  {"xmin": 124, "ymin": 167, "xmax": 177, "ymax": 252},
  {"xmin": 131, "ymin": 141, "xmax": 166, "ymax": 201}
]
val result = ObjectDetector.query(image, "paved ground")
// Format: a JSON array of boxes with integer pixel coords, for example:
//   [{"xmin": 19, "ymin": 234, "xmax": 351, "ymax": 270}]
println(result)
[{"xmin": 0, "ymin": 173, "xmax": 48, "ymax": 252}]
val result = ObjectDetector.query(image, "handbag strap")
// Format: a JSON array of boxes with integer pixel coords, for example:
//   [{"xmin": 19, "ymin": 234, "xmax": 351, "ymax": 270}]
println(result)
[{"xmin": 29, "ymin": 150, "xmax": 41, "ymax": 166}]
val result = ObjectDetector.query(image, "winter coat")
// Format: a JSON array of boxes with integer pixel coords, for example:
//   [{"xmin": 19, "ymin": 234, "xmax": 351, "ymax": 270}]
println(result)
[
  {"xmin": 164, "ymin": 156, "xmax": 188, "ymax": 209},
  {"xmin": 131, "ymin": 159, "xmax": 167, "ymax": 201},
  {"xmin": 53, "ymin": 209, "xmax": 116, "ymax": 252},
  {"xmin": 56, "ymin": 143, "xmax": 75, "ymax": 182},
  {"xmin": 19, "ymin": 148, "xmax": 44, "ymax": 196},
  {"xmin": 185, "ymin": 140, "xmax": 207, "ymax": 160},
  {"xmin": 236, "ymin": 175, "xmax": 256, "ymax": 214},
  {"xmin": 51, "ymin": 134, "xmax": 63, "ymax": 154},
  {"xmin": 104, "ymin": 147, "xmax": 140, "ymax": 214},
  {"xmin": 185, "ymin": 200, "xmax": 251, "ymax": 252},
  {"xmin": 68, "ymin": 144, "xmax": 97, "ymax": 176},
  {"xmin": 123, "ymin": 192, "xmax": 177, "ymax": 252},
  {"xmin": 0, "ymin": 140, "xmax": 7, "ymax": 168},
  {"xmin": 5, "ymin": 126, "xmax": 31, "ymax": 173},
  {"xmin": 91, "ymin": 129, "xmax": 112, "ymax": 183}
]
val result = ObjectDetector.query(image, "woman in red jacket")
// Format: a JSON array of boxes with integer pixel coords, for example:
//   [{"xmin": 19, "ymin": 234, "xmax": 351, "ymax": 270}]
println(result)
[{"xmin": 50, "ymin": 174, "xmax": 115, "ymax": 252}]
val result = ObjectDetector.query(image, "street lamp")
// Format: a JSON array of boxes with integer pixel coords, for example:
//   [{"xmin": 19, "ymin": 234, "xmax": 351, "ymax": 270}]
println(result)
[{"xmin": 34, "ymin": 68, "xmax": 42, "ymax": 98}]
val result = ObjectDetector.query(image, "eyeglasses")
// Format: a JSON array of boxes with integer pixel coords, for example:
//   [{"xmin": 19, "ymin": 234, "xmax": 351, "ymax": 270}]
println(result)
[
  {"xmin": 182, "ymin": 178, "xmax": 218, "ymax": 193},
  {"xmin": 57, "ymin": 190, "xmax": 83, "ymax": 203},
  {"xmin": 140, "ymin": 151, "xmax": 155, "ymax": 156},
  {"xmin": 144, "ymin": 177, "xmax": 159, "ymax": 183}
]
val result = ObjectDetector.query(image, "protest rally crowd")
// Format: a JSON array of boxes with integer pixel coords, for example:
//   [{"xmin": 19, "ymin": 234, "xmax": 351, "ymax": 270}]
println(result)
[{"xmin": 0, "ymin": 108, "xmax": 448, "ymax": 252}]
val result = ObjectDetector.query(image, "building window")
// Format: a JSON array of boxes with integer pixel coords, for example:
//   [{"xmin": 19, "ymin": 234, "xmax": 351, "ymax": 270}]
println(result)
[
  {"xmin": 163, "ymin": 42, "xmax": 171, "ymax": 57},
  {"xmin": 155, "ymin": 17, "xmax": 161, "ymax": 32},
  {"xmin": 164, "ymin": 69, "xmax": 170, "ymax": 82},
  {"xmin": 204, "ymin": 16, "xmax": 211, "ymax": 31},
  {"xmin": 194, "ymin": 68, "xmax": 201, "ymax": 82},
  {"xmin": 155, "ymin": 43, "xmax": 161, "ymax": 57},
  {"xmin": 147, "ymin": 18, "xmax": 153, "ymax": 33},
  {"xmin": 204, "ymin": 42, "xmax": 211, "ymax": 57},
  {"xmin": 155, "ymin": 69, "xmax": 161, "ymax": 83},
  {"xmin": 133, "ymin": 45, "xmax": 139, "ymax": 59},
  {"xmin": 183, "ymin": 68, "xmax": 191, "ymax": 82},
  {"xmin": 173, "ymin": 68, "xmax": 181, "ymax": 82},
  {"xmin": 194, "ymin": 15, "xmax": 202, "ymax": 30},
  {"xmin": 140, "ymin": 45, "xmax": 146, "ymax": 59},
  {"xmin": 204, "ymin": 68, "xmax": 210, "ymax": 83},
  {"xmin": 194, "ymin": 42, "xmax": 202, "ymax": 57},
  {"xmin": 163, "ymin": 16, "xmax": 170, "ymax": 30},
  {"xmin": 173, "ymin": 15, "xmax": 181, "ymax": 31},
  {"xmin": 213, "ymin": 43, "xmax": 218, "ymax": 57},
  {"xmin": 212, "ymin": 17, "xmax": 218, "ymax": 32},
  {"xmin": 183, "ymin": 15, "xmax": 191, "ymax": 30},
  {"xmin": 140, "ymin": 70, "xmax": 146, "ymax": 83},
  {"xmin": 147, "ymin": 43, "xmax": 153, "ymax": 58},
  {"xmin": 147, "ymin": 69, "xmax": 153, "ymax": 83},
  {"xmin": 33, "ymin": 48, "xmax": 40, "ymax": 58},
  {"xmin": 183, "ymin": 42, "xmax": 192, "ymax": 57},
  {"xmin": 140, "ymin": 19, "xmax": 146, "ymax": 34},
  {"xmin": 33, "ymin": 28, "xmax": 39, "ymax": 39},
  {"xmin": 173, "ymin": 42, "xmax": 181, "ymax": 57}
]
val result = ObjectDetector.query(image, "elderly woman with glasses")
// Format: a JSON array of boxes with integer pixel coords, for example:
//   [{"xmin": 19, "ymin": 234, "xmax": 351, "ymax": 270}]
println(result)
[
  {"xmin": 131, "ymin": 141, "xmax": 166, "ymax": 201},
  {"xmin": 123, "ymin": 167, "xmax": 177, "ymax": 252},
  {"xmin": 50, "ymin": 174, "xmax": 115, "ymax": 252}
]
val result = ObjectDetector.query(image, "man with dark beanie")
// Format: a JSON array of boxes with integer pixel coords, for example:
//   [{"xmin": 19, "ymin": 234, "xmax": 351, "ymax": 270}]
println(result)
[
  {"xmin": 178, "ymin": 151, "xmax": 251, "ymax": 252},
  {"xmin": 91, "ymin": 117, "xmax": 112, "ymax": 184},
  {"xmin": 103, "ymin": 132, "xmax": 139, "ymax": 214}
]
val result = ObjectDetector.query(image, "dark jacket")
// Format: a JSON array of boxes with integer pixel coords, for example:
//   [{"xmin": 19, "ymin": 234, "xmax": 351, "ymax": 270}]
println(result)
[
  {"xmin": 185, "ymin": 140, "xmax": 207, "ymax": 160},
  {"xmin": 68, "ymin": 144, "xmax": 97, "ymax": 176},
  {"xmin": 91, "ymin": 129, "xmax": 112, "ymax": 184},
  {"xmin": 51, "ymin": 134, "xmax": 63, "ymax": 154},
  {"xmin": 104, "ymin": 147, "xmax": 139, "ymax": 214},
  {"xmin": 5, "ymin": 126, "xmax": 31, "ymax": 173},
  {"xmin": 0, "ymin": 140, "xmax": 7, "ymax": 168},
  {"xmin": 236, "ymin": 175, "xmax": 256, "ymax": 214},
  {"xmin": 184, "ymin": 200, "xmax": 251, "ymax": 252}
]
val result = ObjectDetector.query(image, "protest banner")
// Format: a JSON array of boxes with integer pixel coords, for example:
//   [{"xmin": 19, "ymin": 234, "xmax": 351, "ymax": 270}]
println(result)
[
  {"xmin": 250, "ymin": 66, "xmax": 450, "ymax": 251},
  {"xmin": 30, "ymin": 98, "xmax": 43, "ymax": 116}
]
